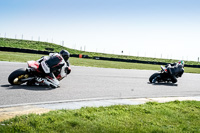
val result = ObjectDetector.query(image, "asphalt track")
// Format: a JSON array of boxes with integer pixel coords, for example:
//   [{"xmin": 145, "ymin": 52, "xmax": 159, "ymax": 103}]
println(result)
[{"xmin": 1, "ymin": 61, "xmax": 200, "ymax": 107}]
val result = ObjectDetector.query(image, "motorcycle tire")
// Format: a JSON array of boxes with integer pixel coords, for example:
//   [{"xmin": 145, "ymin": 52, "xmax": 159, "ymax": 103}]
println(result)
[
  {"xmin": 8, "ymin": 68, "xmax": 29, "ymax": 85},
  {"xmin": 149, "ymin": 73, "xmax": 160, "ymax": 83}
]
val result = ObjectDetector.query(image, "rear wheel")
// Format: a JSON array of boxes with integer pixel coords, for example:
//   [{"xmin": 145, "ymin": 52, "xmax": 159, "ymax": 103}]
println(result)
[
  {"xmin": 149, "ymin": 73, "xmax": 160, "ymax": 83},
  {"xmin": 8, "ymin": 68, "xmax": 29, "ymax": 85}
]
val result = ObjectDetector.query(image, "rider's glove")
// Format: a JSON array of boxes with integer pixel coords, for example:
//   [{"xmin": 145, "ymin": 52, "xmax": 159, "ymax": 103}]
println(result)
[{"xmin": 65, "ymin": 66, "xmax": 71, "ymax": 75}]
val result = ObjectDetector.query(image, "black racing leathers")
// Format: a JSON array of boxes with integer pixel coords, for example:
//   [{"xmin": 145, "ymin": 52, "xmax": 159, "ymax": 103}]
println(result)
[
  {"xmin": 165, "ymin": 63, "xmax": 184, "ymax": 83},
  {"xmin": 37, "ymin": 53, "xmax": 68, "ymax": 87},
  {"xmin": 45, "ymin": 55, "xmax": 64, "ymax": 73}
]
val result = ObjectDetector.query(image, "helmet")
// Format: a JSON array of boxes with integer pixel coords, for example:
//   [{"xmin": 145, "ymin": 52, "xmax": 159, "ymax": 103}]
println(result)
[
  {"xmin": 178, "ymin": 60, "xmax": 184, "ymax": 66},
  {"xmin": 59, "ymin": 50, "xmax": 70, "ymax": 62}
]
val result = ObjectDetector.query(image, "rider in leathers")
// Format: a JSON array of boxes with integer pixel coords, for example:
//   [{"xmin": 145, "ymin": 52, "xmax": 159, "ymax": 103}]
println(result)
[
  {"xmin": 165, "ymin": 60, "xmax": 184, "ymax": 83},
  {"xmin": 36, "ymin": 50, "xmax": 71, "ymax": 88}
]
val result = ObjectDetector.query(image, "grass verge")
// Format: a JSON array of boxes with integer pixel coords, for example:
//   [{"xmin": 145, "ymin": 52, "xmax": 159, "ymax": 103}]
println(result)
[
  {"xmin": 0, "ymin": 101, "xmax": 200, "ymax": 132},
  {"xmin": 1, "ymin": 37, "xmax": 200, "ymax": 65},
  {"xmin": 1, "ymin": 51, "xmax": 200, "ymax": 73}
]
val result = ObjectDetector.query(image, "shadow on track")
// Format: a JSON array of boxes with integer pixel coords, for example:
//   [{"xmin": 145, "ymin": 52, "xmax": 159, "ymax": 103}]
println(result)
[
  {"xmin": 147, "ymin": 82, "xmax": 178, "ymax": 87},
  {"xmin": 1, "ymin": 84, "xmax": 55, "ymax": 91}
]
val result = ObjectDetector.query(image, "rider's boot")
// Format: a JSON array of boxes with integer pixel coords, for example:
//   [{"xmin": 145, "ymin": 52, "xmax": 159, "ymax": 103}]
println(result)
[
  {"xmin": 45, "ymin": 75, "xmax": 60, "ymax": 88},
  {"xmin": 35, "ymin": 77, "xmax": 59, "ymax": 88}
]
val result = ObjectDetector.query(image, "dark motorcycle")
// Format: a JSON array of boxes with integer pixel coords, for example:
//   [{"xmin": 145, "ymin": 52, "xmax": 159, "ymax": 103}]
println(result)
[
  {"xmin": 8, "ymin": 61, "xmax": 71, "ymax": 87},
  {"xmin": 149, "ymin": 65, "xmax": 178, "ymax": 83}
]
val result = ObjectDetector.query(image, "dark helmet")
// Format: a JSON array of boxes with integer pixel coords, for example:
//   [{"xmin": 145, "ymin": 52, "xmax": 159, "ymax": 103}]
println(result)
[{"xmin": 59, "ymin": 50, "xmax": 70, "ymax": 62}]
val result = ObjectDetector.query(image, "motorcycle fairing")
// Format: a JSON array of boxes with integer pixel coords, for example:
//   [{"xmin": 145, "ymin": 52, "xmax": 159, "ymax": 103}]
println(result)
[{"xmin": 27, "ymin": 61, "xmax": 40, "ymax": 72}]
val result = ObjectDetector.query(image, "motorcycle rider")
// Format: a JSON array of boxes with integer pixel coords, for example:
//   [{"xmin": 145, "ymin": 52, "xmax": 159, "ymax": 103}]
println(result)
[
  {"xmin": 35, "ymin": 49, "xmax": 71, "ymax": 88},
  {"xmin": 164, "ymin": 60, "xmax": 184, "ymax": 83}
]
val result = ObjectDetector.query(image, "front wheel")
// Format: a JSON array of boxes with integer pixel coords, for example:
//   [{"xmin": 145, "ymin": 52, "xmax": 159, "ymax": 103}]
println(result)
[
  {"xmin": 149, "ymin": 73, "xmax": 160, "ymax": 83},
  {"xmin": 8, "ymin": 68, "xmax": 29, "ymax": 85}
]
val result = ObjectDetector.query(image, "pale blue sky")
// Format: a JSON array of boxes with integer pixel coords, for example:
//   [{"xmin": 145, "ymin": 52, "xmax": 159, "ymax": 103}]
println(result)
[{"xmin": 1, "ymin": 0, "xmax": 200, "ymax": 61}]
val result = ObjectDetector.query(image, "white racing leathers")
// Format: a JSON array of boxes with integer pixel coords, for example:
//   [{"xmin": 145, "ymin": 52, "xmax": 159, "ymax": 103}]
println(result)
[{"xmin": 38, "ymin": 53, "xmax": 67, "ymax": 88}]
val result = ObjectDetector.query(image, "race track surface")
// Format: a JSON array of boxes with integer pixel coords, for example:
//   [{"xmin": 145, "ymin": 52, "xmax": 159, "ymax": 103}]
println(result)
[{"xmin": 0, "ymin": 61, "xmax": 200, "ymax": 107}]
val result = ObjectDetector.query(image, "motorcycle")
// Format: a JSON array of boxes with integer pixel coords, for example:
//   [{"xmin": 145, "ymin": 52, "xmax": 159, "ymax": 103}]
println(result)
[
  {"xmin": 149, "ymin": 65, "xmax": 177, "ymax": 84},
  {"xmin": 8, "ymin": 61, "xmax": 71, "ymax": 87}
]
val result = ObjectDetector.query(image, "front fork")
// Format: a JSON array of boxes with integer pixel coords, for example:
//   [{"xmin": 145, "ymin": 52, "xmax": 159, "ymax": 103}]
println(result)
[
  {"xmin": 152, "ymin": 74, "xmax": 161, "ymax": 83},
  {"xmin": 13, "ymin": 74, "xmax": 30, "ymax": 84},
  {"xmin": 20, "ymin": 76, "xmax": 34, "ymax": 82}
]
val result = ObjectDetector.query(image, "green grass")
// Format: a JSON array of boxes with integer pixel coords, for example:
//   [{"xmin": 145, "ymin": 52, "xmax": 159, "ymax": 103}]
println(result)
[
  {"xmin": 0, "ymin": 51, "xmax": 44, "ymax": 62},
  {"xmin": 1, "ymin": 51, "xmax": 200, "ymax": 73},
  {"xmin": 0, "ymin": 101, "xmax": 200, "ymax": 132},
  {"xmin": 1, "ymin": 37, "xmax": 200, "ymax": 65},
  {"xmin": 1, "ymin": 38, "xmax": 200, "ymax": 132},
  {"xmin": 72, "ymin": 57, "xmax": 200, "ymax": 73}
]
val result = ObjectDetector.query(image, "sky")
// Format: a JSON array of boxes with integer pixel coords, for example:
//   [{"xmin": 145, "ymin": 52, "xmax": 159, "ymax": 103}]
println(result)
[{"xmin": 0, "ymin": 0, "xmax": 200, "ymax": 61}]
